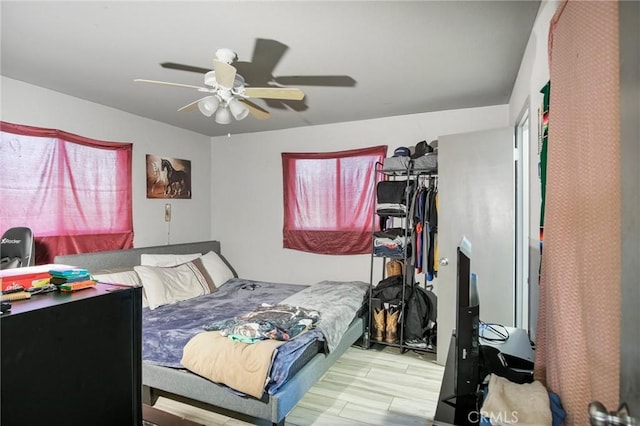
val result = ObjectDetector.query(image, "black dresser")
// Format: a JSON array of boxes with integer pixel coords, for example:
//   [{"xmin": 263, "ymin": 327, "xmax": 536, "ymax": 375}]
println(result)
[{"xmin": 1, "ymin": 283, "xmax": 143, "ymax": 426}]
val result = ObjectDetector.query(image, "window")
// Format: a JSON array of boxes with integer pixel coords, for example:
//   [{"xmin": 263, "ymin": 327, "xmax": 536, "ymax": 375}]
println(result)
[
  {"xmin": 0, "ymin": 122, "xmax": 133, "ymax": 264},
  {"xmin": 282, "ymin": 145, "xmax": 387, "ymax": 255}
]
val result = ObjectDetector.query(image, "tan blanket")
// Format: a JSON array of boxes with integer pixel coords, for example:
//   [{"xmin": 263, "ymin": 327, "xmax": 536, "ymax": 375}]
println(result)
[
  {"xmin": 181, "ymin": 331, "xmax": 285, "ymax": 398},
  {"xmin": 481, "ymin": 374, "xmax": 552, "ymax": 425}
]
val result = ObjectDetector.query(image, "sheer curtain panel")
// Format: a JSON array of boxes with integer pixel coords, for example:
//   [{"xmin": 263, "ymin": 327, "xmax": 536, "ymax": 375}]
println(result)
[
  {"xmin": 0, "ymin": 122, "xmax": 133, "ymax": 264},
  {"xmin": 282, "ymin": 145, "xmax": 387, "ymax": 255},
  {"xmin": 534, "ymin": 2, "xmax": 621, "ymax": 423}
]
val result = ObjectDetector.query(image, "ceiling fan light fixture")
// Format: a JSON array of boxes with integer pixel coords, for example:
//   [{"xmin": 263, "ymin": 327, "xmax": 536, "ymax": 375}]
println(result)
[
  {"xmin": 215, "ymin": 106, "xmax": 232, "ymax": 124},
  {"xmin": 197, "ymin": 96, "xmax": 220, "ymax": 117},
  {"xmin": 228, "ymin": 98, "xmax": 249, "ymax": 121}
]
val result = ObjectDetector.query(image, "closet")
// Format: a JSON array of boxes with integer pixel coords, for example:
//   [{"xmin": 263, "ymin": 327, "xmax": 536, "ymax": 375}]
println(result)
[{"xmin": 366, "ymin": 146, "xmax": 438, "ymax": 353}]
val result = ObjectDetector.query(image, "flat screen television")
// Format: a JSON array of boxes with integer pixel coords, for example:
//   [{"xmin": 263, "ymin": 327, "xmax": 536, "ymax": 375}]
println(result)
[
  {"xmin": 454, "ymin": 236, "xmax": 481, "ymax": 399},
  {"xmin": 433, "ymin": 236, "xmax": 482, "ymax": 425}
]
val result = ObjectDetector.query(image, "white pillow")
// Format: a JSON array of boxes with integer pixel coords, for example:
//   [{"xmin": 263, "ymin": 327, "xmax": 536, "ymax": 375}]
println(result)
[
  {"xmin": 92, "ymin": 269, "xmax": 149, "ymax": 308},
  {"xmin": 140, "ymin": 253, "xmax": 201, "ymax": 267},
  {"xmin": 198, "ymin": 251, "xmax": 235, "ymax": 287},
  {"xmin": 93, "ymin": 269, "xmax": 141, "ymax": 286},
  {"xmin": 134, "ymin": 259, "xmax": 216, "ymax": 310}
]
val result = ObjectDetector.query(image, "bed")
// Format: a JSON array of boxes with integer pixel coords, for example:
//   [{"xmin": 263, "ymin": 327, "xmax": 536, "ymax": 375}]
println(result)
[{"xmin": 54, "ymin": 240, "xmax": 368, "ymax": 426}]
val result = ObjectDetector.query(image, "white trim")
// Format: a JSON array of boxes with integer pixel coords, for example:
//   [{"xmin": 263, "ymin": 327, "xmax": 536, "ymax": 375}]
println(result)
[{"xmin": 514, "ymin": 103, "xmax": 531, "ymax": 331}]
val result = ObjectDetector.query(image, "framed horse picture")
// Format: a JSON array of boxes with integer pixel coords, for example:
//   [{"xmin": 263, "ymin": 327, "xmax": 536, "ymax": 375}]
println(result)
[{"xmin": 146, "ymin": 154, "xmax": 192, "ymax": 199}]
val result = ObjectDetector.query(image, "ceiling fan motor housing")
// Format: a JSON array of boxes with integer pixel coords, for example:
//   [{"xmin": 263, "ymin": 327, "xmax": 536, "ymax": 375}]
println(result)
[
  {"xmin": 204, "ymin": 71, "xmax": 246, "ymax": 95},
  {"xmin": 215, "ymin": 48, "xmax": 236, "ymax": 64}
]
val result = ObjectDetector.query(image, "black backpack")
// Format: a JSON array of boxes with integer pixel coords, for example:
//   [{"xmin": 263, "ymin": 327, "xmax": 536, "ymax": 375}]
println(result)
[
  {"xmin": 404, "ymin": 285, "xmax": 437, "ymax": 341},
  {"xmin": 371, "ymin": 275, "xmax": 408, "ymax": 305}
]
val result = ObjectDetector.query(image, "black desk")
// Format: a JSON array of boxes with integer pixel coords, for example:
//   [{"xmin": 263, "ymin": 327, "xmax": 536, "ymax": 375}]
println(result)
[
  {"xmin": 433, "ymin": 334, "xmax": 480, "ymax": 425},
  {"xmin": 1, "ymin": 283, "xmax": 143, "ymax": 426}
]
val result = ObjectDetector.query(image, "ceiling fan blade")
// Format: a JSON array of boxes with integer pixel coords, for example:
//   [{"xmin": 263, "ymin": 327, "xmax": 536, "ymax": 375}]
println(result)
[
  {"xmin": 244, "ymin": 87, "xmax": 305, "ymax": 101},
  {"xmin": 213, "ymin": 60, "xmax": 236, "ymax": 89},
  {"xmin": 161, "ymin": 62, "xmax": 210, "ymax": 74},
  {"xmin": 134, "ymin": 79, "xmax": 203, "ymax": 90},
  {"xmin": 274, "ymin": 75, "xmax": 357, "ymax": 87},
  {"xmin": 240, "ymin": 99, "xmax": 271, "ymax": 120},
  {"xmin": 251, "ymin": 38, "xmax": 288, "ymax": 75},
  {"xmin": 177, "ymin": 97, "xmax": 209, "ymax": 112}
]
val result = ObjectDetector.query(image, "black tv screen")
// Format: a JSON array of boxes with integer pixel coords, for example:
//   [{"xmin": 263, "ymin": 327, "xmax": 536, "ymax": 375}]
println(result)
[{"xmin": 454, "ymin": 237, "xmax": 480, "ymax": 398}]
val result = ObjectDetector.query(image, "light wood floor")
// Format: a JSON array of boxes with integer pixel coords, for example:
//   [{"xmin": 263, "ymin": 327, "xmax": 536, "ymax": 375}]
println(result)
[{"xmin": 153, "ymin": 343, "xmax": 444, "ymax": 426}]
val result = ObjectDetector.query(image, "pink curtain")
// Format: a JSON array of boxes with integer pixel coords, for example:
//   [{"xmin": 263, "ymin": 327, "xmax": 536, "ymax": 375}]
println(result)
[
  {"xmin": 282, "ymin": 145, "xmax": 387, "ymax": 255},
  {"xmin": 0, "ymin": 122, "xmax": 133, "ymax": 264},
  {"xmin": 534, "ymin": 2, "xmax": 620, "ymax": 423}
]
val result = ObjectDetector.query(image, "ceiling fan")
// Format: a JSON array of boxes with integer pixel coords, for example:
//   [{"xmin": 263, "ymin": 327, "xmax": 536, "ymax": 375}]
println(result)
[
  {"xmin": 134, "ymin": 48, "xmax": 305, "ymax": 124},
  {"xmin": 159, "ymin": 39, "xmax": 356, "ymax": 113}
]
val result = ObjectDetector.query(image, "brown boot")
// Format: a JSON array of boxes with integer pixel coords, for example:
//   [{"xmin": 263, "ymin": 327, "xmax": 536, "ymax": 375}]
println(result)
[
  {"xmin": 373, "ymin": 307, "xmax": 386, "ymax": 342},
  {"xmin": 385, "ymin": 307, "xmax": 399, "ymax": 344}
]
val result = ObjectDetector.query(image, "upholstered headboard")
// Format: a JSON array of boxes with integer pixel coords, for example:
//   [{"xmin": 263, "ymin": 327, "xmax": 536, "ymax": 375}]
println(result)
[{"xmin": 53, "ymin": 240, "xmax": 224, "ymax": 273}]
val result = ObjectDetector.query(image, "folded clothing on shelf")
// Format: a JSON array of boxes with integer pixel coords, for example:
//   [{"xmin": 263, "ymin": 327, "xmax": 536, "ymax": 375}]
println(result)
[{"xmin": 376, "ymin": 203, "xmax": 407, "ymax": 215}]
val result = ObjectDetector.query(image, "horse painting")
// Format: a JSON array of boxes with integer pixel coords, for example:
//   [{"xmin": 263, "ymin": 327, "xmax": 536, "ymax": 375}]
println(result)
[
  {"xmin": 148, "ymin": 160, "xmax": 166, "ymax": 195},
  {"xmin": 160, "ymin": 158, "xmax": 191, "ymax": 199}
]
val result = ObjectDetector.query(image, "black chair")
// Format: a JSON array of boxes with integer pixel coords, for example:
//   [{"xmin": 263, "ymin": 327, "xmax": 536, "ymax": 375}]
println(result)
[{"xmin": 0, "ymin": 227, "xmax": 35, "ymax": 270}]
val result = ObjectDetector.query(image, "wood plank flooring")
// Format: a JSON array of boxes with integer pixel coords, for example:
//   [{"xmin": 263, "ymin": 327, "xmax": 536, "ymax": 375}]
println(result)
[{"xmin": 152, "ymin": 344, "xmax": 444, "ymax": 426}]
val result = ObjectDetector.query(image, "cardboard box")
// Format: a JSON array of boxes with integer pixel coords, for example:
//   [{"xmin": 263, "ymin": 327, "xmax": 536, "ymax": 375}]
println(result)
[{"xmin": 0, "ymin": 264, "xmax": 74, "ymax": 291}]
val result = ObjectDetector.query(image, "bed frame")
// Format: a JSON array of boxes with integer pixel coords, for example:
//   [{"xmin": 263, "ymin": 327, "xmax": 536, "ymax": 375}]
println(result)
[{"xmin": 54, "ymin": 240, "xmax": 365, "ymax": 426}]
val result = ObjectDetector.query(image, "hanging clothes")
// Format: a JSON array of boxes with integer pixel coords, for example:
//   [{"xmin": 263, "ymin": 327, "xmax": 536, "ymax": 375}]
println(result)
[
  {"xmin": 432, "ymin": 191, "xmax": 439, "ymax": 276},
  {"xmin": 425, "ymin": 185, "xmax": 438, "ymax": 281},
  {"xmin": 411, "ymin": 176, "xmax": 438, "ymax": 280},
  {"xmin": 413, "ymin": 183, "xmax": 428, "ymax": 274}
]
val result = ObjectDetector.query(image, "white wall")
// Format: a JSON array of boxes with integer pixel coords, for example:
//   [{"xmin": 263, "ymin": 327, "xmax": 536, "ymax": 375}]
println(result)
[
  {"xmin": 508, "ymin": 0, "xmax": 561, "ymax": 340},
  {"xmin": 0, "ymin": 76, "xmax": 508, "ymax": 289},
  {"xmin": 1, "ymin": 77, "xmax": 212, "ymax": 248},
  {"xmin": 211, "ymin": 105, "xmax": 509, "ymax": 285}
]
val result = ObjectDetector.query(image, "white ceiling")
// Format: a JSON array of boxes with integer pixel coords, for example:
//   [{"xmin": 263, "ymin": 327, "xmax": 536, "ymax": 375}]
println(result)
[{"xmin": 1, "ymin": 1, "xmax": 540, "ymax": 138}]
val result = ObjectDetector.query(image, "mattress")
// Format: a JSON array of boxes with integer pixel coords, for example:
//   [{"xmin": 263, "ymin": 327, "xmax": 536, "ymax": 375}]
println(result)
[{"xmin": 142, "ymin": 277, "xmax": 367, "ymax": 396}]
